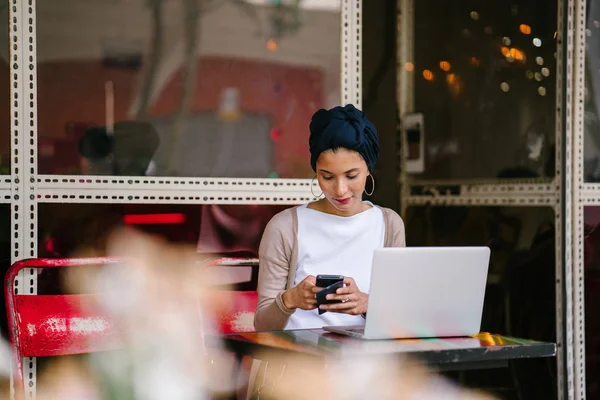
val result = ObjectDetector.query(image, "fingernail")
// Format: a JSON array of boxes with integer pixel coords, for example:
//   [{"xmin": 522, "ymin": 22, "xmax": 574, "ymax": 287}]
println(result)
[
  {"xmin": 319, "ymin": 305, "xmax": 325, "ymax": 310},
  {"xmin": 326, "ymin": 295, "xmax": 332, "ymax": 300}
]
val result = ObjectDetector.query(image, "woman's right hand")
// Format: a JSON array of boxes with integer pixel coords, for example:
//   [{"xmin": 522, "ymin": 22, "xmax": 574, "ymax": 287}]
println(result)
[{"xmin": 282, "ymin": 275, "xmax": 317, "ymax": 310}]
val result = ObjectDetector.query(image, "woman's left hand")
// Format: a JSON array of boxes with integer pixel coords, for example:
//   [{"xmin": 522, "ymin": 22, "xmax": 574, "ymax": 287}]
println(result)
[{"xmin": 318, "ymin": 277, "xmax": 368, "ymax": 315}]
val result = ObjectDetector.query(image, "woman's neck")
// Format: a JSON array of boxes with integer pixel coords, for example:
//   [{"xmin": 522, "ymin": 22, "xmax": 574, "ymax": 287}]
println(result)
[{"xmin": 309, "ymin": 198, "xmax": 371, "ymax": 217}]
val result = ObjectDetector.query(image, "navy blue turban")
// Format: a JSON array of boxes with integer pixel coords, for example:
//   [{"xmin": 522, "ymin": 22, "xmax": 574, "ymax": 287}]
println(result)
[{"xmin": 309, "ymin": 104, "xmax": 379, "ymax": 172}]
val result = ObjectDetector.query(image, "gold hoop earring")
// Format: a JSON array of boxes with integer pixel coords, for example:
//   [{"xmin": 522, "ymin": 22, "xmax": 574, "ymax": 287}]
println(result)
[
  {"xmin": 364, "ymin": 174, "xmax": 375, "ymax": 196},
  {"xmin": 310, "ymin": 175, "xmax": 323, "ymax": 198}
]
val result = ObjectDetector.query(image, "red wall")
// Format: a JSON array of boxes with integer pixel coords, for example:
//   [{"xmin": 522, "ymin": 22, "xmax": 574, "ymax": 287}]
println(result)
[{"xmin": 36, "ymin": 56, "xmax": 323, "ymax": 177}]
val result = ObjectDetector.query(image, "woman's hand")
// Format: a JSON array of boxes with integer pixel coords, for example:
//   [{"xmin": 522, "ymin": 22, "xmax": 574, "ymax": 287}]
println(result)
[
  {"xmin": 282, "ymin": 275, "xmax": 318, "ymax": 310},
  {"xmin": 313, "ymin": 277, "xmax": 368, "ymax": 315}
]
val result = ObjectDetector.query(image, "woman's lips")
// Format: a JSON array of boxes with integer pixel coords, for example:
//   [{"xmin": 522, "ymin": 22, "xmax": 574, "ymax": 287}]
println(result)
[{"xmin": 334, "ymin": 197, "xmax": 351, "ymax": 205}]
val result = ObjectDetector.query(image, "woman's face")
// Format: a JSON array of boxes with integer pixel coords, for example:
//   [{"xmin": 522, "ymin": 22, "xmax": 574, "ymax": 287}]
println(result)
[{"xmin": 315, "ymin": 148, "xmax": 369, "ymax": 216}]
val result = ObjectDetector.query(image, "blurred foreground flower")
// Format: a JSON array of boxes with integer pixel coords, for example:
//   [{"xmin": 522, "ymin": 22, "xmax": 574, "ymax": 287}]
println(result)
[
  {"xmin": 3, "ymin": 227, "xmax": 497, "ymax": 399},
  {"xmin": 248, "ymin": 351, "xmax": 497, "ymax": 400},
  {"xmin": 71, "ymin": 227, "xmax": 238, "ymax": 399}
]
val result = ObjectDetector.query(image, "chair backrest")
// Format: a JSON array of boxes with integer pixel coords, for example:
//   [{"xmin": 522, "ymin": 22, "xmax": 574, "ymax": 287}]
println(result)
[
  {"xmin": 200, "ymin": 256, "xmax": 259, "ymax": 334},
  {"xmin": 200, "ymin": 254, "xmax": 259, "ymax": 291},
  {"xmin": 213, "ymin": 290, "xmax": 258, "ymax": 334},
  {"xmin": 4, "ymin": 257, "xmax": 259, "ymax": 390},
  {"xmin": 4, "ymin": 258, "xmax": 123, "ymax": 384}
]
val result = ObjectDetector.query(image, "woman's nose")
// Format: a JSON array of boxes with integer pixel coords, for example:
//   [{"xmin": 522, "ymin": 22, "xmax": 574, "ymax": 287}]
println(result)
[{"xmin": 334, "ymin": 180, "xmax": 347, "ymax": 195}]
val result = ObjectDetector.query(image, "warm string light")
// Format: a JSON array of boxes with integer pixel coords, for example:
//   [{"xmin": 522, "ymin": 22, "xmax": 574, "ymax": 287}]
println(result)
[
  {"xmin": 267, "ymin": 38, "xmax": 279, "ymax": 51},
  {"xmin": 519, "ymin": 24, "xmax": 532, "ymax": 34},
  {"xmin": 417, "ymin": 10, "xmax": 551, "ymax": 97},
  {"xmin": 439, "ymin": 61, "xmax": 451, "ymax": 72},
  {"xmin": 501, "ymin": 47, "xmax": 526, "ymax": 62}
]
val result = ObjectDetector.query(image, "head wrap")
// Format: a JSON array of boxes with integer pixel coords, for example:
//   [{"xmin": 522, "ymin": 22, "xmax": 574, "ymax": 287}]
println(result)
[{"xmin": 309, "ymin": 104, "xmax": 379, "ymax": 172}]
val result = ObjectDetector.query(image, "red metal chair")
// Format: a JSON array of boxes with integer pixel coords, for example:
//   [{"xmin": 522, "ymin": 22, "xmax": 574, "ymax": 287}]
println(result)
[
  {"xmin": 4, "ymin": 258, "xmax": 124, "ymax": 391},
  {"xmin": 207, "ymin": 290, "xmax": 258, "ymax": 335},
  {"xmin": 202, "ymin": 256, "xmax": 258, "ymax": 333},
  {"xmin": 201, "ymin": 259, "xmax": 259, "ymax": 399},
  {"xmin": 5, "ymin": 257, "xmax": 258, "ymax": 398}
]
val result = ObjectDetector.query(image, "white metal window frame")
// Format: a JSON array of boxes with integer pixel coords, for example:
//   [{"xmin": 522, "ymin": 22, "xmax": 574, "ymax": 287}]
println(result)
[
  {"xmin": 6, "ymin": 0, "xmax": 362, "ymax": 397},
  {"xmin": 574, "ymin": 0, "xmax": 588, "ymax": 399},
  {"xmin": 6, "ymin": 0, "xmax": 592, "ymax": 398}
]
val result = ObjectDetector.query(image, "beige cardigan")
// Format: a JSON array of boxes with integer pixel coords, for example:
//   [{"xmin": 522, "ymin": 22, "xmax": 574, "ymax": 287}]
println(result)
[{"xmin": 254, "ymin": 205, "xmax": 406, "ymax": 331}]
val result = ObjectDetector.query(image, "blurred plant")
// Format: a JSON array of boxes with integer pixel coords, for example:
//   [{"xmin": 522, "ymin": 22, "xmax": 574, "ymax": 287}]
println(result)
[{"xmin": 1, "ymin": 227, "xmax": 498, "ymax": 400}]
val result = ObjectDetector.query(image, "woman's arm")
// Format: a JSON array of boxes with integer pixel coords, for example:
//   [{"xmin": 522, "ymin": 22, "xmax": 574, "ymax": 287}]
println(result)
[{"xmin": 254, "ymin": 211, "xmax": 296, "ymax": 331}]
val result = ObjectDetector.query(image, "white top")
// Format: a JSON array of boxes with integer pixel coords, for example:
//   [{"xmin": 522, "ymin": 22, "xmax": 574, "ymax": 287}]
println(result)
[{"xmin": 285, "ymin": 202, "xmax": 385, "ymax": 329}]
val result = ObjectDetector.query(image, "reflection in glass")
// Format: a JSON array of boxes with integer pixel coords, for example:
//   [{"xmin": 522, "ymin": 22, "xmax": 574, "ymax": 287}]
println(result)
[
  {"xmin": 36, "ymin": 0, "xmax": 341, "ymax": 178},
  {"xmin": 37, "ymin": 203, "xmax": 290, "ymax": 300},
  {"xmin": 38, "ymin": 203, "xmax": 289, "ymax": 257},
  {"xmin": 583, "ymin": 207, "xmax": 600, "ymax": 397},
  {"xmin": 585, "ymin": 2, "xmax": 600, "ymax": 182},
  {"xmin": 405, "ymin": 205, "xmax": 556, "ymax": 398},
  {"xmin": 411, "ymin": 1, "xmax": 557, "ymax": 180},
  {"xmin": 0, "ymin": 4, "xmax": 9, "ymax": 173},
  {"xmin": 0, "ymin": 205, "xmax": 12, "ymax": 339}
]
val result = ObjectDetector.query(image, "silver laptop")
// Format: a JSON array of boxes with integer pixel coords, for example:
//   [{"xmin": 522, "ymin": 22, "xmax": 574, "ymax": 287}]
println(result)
[{"xmin": 323, "ymin": 247, "xmax": 490, "ymax": 340}]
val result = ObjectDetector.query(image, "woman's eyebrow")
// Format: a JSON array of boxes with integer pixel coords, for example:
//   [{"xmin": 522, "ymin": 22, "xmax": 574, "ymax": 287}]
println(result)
[
  {"xmin": 318, "ymin": 169, "xmax": 334, "ymax": 174},
  {"xmin": 318, "ymin": 168, "xmax": 360, "ymax": 174}
]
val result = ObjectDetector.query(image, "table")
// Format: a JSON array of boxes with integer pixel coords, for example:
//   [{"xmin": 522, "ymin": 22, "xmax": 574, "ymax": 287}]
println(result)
[{"xmin": 217, "ymin": 329, "xmax": 556, "ymax": 371}]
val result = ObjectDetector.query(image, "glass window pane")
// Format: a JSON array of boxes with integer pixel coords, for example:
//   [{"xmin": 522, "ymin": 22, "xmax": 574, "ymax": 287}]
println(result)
[
  {"xmin": 584, "ymin": 3, "xmax": 600, "ymax": 182},
  {"xmin": 584, "ymin": 206, "xmax": 600, "ymax": 397},
  {"xmin": 411, "ymin": 1, "xmax": 557, "ymax": 180},
  {"xmin": 405, "ymin": 205, "xmax": 556, "ymax": 398},
  {"xmin": 0, "ymin": 205, "xmax": 12, "ymax": 339},
  {"xmin": 36, "ymin": 0, "xmax": 341, "ymax": 178},
  {"xmin": 37, "ymin": 203, "xmax": 289, "ymax": 293},
  {"xmin": 0, "ymin": 5, "xmax": 9, "ymax": 173},
  {"xmin": 37, "ymin": 202, "xmax": 291, "ymax": 303},
  {"xmin": 38, "ymin": 203, "xmax": 288, "ymax": 256}
]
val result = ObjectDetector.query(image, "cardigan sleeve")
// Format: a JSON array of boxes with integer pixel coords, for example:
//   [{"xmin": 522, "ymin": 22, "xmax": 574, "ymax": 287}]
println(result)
[{"xmin": 254, "ymin": 209, "xmax": 296, "ymax": 331}]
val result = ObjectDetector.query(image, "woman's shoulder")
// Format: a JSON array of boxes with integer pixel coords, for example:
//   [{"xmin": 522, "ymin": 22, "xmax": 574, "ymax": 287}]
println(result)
[
  {"xmin": 260, "ymin": 207, "xmax": 299, "ymax": 252},
  {"xmin": 269, "ymin": 206, "xmax": 297, "ymax": 224},
  {"xmin": 263, "ymin": 206, "xmax": 299, "ymax": 236},
  {"xmin": 374, "ymin": 206, "xmax": 406, "ymax": 247},
  {"xmin": 375, "ymin": 205, "xmax": 404, "ymax": 226}
]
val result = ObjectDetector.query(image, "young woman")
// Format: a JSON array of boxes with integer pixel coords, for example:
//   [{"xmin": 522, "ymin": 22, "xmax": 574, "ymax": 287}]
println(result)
[{"xmin": 254, "ymin": 104, "xmax": 406, "ymax": 331}]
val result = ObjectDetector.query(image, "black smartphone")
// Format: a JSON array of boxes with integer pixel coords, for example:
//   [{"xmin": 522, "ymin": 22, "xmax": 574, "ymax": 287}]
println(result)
[
  {"xmin": 316, "ymin": 275, "xmax": 344, "ymax": 315},
  {"xmin": 316, "ymin": 275, "xmax": 344, "ymax": 288}
]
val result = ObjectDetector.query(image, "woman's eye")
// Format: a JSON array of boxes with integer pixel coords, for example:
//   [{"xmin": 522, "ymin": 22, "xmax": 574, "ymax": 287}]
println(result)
[
  {"xmin": 322, "ymin": 176, "xmax": 333, "ymax": 181},
  {"xmin": 347, "ymin": 175, "xmax": 358, "ymax": 180}
]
